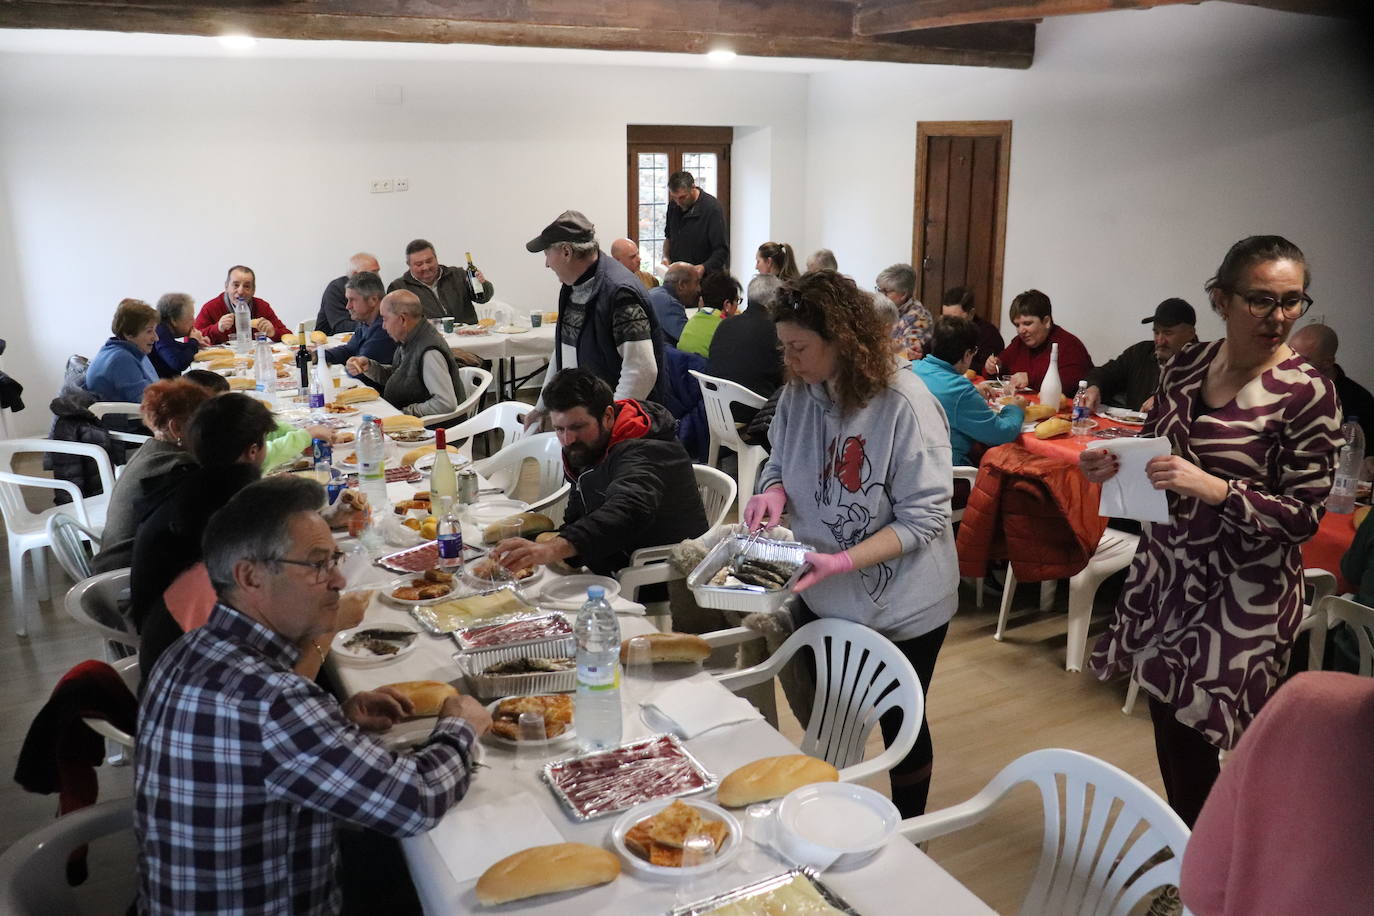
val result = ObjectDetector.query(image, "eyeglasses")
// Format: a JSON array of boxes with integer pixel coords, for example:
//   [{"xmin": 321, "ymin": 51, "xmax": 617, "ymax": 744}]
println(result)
[
  {"xmin": 1232, "ymin": 289, "xmax": 1313, "ymax": 319},
  {"xmin": 264, "ymin": 550, "xmax": 345, "ymax": 584}
]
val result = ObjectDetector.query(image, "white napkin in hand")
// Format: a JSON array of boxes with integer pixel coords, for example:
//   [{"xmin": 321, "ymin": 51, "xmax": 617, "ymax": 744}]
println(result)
[
  {"xmin": 427, "ymin": 791, "xmax": 563, "ymax": 885},
  {"xmin": 1085, "ymin": 436, "xmax": 1171, "ymax": 523},
  {"xmin": 642, "ymin": 671, "xmax": 763, "ymax": 739}
]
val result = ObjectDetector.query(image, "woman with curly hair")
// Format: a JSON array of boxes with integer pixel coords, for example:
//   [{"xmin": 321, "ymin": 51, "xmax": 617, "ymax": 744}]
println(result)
[
  {"xmin": 746, "ymin": 269, "xmax": 958, "ymax": 817},
  {"xmin": 756, "ymin": 241, "xmax": 800, "ymax": 280}
]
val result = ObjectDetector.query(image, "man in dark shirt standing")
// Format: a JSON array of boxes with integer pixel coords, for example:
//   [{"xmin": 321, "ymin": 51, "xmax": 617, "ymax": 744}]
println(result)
[
  {"xmin": 1083, "ymin": 298, "xmax": 1197, "ymax": 413},
  {"xmin": 663, "ymin": 171, "xmax": 728, "ymax": 275},
  {"xmin": 315, "ymin": 252, "xmax": 380, "ymax": 335}
]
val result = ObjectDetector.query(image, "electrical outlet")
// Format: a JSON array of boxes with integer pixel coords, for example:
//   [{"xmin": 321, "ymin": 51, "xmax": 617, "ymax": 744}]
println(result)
[
  {"xmin": 371, "ymin": 178, "xmax": 393, "ymax": 193},
  {"xmin": 394, "ymin": 177, "xmax": 409, "ymax": 192}
]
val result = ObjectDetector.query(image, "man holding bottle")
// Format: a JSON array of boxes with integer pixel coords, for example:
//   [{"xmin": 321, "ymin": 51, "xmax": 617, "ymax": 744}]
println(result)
[
  {"xmin": 388, "ymin": 238, "xmax": 493, "ymax": 325},
  {"xmin": 194, "ymin": 265, "xmax": 289, "ymax": 345}
]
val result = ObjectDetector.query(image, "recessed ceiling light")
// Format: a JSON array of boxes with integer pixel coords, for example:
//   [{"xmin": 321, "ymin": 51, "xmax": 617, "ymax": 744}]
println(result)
[
  {"xmin": 218, "ymin": 34, "xmax": 257, "ymax": 51},
  {"xmin": 706, "ymin": 49, "xmax": 736, "ymax": 63}
]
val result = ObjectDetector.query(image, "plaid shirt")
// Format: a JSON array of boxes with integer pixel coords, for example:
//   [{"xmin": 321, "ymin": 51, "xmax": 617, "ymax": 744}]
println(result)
[{"xmin": 134, "ymin": 603, "xmax": 476, "ymax": 915}]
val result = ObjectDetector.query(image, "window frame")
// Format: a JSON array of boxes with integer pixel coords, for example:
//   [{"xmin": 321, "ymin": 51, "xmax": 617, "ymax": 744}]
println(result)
[{"xmin": 627, "ymin": 125, "xmax": 732, "ymax": 270}]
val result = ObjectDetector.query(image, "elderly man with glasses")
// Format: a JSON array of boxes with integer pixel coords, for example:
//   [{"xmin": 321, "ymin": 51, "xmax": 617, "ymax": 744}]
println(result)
[{"xmin": 134, "ymin": 476, "xmax": 491, "ymax": 916}]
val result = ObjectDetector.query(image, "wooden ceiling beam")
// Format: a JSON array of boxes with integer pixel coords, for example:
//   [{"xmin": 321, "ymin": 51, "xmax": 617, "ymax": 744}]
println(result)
[
  {"xmin": 854, "ymin": 0, "xmax": 1201, "ymax": 35},
  {"xmin": 1216, "ymin": 0, "xmax": 1368, "ymax": 17},
  {"xmin": 0, "ymin": 0, "xmax": 1036, "ymax": 68}
]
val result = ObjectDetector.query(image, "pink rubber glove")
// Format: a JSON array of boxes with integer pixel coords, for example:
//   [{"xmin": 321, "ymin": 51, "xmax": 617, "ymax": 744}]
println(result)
[
  {"xmin": 794, "ymin": 550, "xmax": 854, "ymax": 593},
  {"xmin": 743, "ymin": 486, "xmax": 787, "ymax": 532}
]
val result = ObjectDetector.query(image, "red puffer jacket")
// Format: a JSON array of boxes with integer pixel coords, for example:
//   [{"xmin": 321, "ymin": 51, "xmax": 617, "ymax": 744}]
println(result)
[{"xmin": 956, "ymin": 443, "xmax": 1108, "ymax": 582}]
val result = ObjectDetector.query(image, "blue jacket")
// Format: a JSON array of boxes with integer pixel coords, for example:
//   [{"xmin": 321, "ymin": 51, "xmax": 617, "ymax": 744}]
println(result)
[
  {"xmin": 646, "ymin": 286, "xmax": 689, "ymax": 344},
  {"xmin": 658, "ymin": 345, "xmax": 710, "ymax": 462},
  {"xmin": 85, "ymin": 337, "xmax": 159, "ymax": 403},
  {"xmin": 323, "ymin": 314, "xmax": 396, "ymax": 366},
  {"xmin": 149, "ymin": 323, "xmax": 201, "ymax": 378},
  {"xmin": 913, "ymin": 354, "xmax": 1025, "ymax": 467}
]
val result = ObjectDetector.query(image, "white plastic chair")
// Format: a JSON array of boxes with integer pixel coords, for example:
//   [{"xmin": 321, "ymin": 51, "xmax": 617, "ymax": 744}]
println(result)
[
  {"xmin": 45, "ymin": 513, "xmax": 102, "ymax": 582},
  {"xmin": 419, "ymin": 366, "xmax": 493, "ymax": 429},
  {"xmin": 689, "ymin": 370, "xmax": 768, "ymax": 517},
  {"xmin": 1312, "ymin": 594, "xmax": 1374, "ymax": 675},
  {"xmin": 716, "ymin": 618, "xmax": 923, "ymax": 783},
  {"xmin": 441, "ymin": 400, "xmax": 532, "ymax": 462},
  {"xmin": 899, "ymin": 748, "xmax": 1191, "ymax": 916},
  {"xmin": 64, "ymin": 568, "xmax": 139, "ymax": 651},
  {"xmin": 951, "ymin": 465, "xmax": 987, "ymax": 606},
  {"xmin": 0, "ymin": 438, "xmax": 115, "ymax": 636},
  {"xmin": 470, "ymin": 432, "xmax": 570, "ymax": 518},
  {"xmin": 996, "ymin": 527, "xmax": 1140, "ymax": 672},
  {"xmin": 0, "ymin": 798, "xmax": 135, "ymax": 916},
  {"xmin": 87, "ymin": 401, "xmax": 151, "ymax": 451},
  {"xmin": 693, "ymin": 464, "xmax": 737, "ymax": 530},
  {"xmin": 80, "ymin": 655, "xmax": 139, "ymax": 755}
]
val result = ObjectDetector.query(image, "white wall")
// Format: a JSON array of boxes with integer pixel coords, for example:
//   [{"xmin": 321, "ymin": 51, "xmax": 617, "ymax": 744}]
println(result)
[
  {"xmin": 0, "ymin": 43, "xmax": 808, "ymax": 433},
  {"xmin": 804, "ymin": 4, "xmax": 1374, "ymax": 367}
]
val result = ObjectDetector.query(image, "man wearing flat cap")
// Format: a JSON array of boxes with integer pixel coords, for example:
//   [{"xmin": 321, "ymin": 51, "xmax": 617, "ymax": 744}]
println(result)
[
  {"xmin": 526, "ymin": 210, "xmax": 667, "ymax": 411},
  {"xmin": 1082, "ymin": 298, "xmax": 1198, "ymax": 413}
]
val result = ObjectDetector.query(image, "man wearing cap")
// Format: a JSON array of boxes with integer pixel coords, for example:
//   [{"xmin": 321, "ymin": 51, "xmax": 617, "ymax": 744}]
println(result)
[
  {"xmin": 526, "ymin": 210, "xmax": 666, "ymax": 410},
  {"xmin": 1082, "ymin": 298, "xmax": 1198, "ymax": 413}
]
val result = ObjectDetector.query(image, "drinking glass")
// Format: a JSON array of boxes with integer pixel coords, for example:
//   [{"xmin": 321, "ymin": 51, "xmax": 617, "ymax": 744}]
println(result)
[
  {"xmin": 337, "ymin": 586, "xmax": 376, "ymax": 631},
  {"xmin": 515, "ymin": 711, "xmax": 547, "ymax": 773},
  {"xmin": 623, "ymin": 636, "xmax": 654, "ymax": 706},
  {"xmin": 743, "ymin": 802, "xmax": 776, "ymax": 873},
  {"xmin": 677, "ymin": 832, "xmax": 717, "ymax": 906}
]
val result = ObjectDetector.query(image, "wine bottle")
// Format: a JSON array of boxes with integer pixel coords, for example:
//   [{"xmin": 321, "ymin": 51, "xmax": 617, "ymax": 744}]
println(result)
[
  {"xmin": 294, "ymin": 322, "xmax": 311, "ymax": 391},
  {"xmin": 465, "ymin": 252, "xmax": 485, "ymax": 300},
  {"xmin": 430, "ymin": 428, "xmax": 457, "ymax": 504}
]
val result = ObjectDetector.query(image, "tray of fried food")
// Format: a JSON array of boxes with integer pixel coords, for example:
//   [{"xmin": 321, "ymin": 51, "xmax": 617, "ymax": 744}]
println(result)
[
  {"xmin": 381, "ymin": 568, "xmax": 460, "ymax": 606},
  {"xmin": 687, "ymin": 530, "xmax": 810, "ymax": 613}
]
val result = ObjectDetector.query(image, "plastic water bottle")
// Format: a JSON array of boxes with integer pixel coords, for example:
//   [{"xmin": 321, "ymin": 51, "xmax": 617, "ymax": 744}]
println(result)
[
  {"xmin": 435, "ymin": 495, "xmax": 463, "ymax": 570},
  {"xmin": 308, "ymin": 349, "xmax": 326, "ymax": 420},
  {"xmin": 1328, "ymin": 417, "xmax": 1365, "ymax": 514},
  {"xmin": 253, "ymin": 335, "xmax": 275, "ymax": 407},
  {"xmin": 1071, "ymin": 380, "xmax": 1094, "ymax": 435},
  {"xmin": 1039, "ymin": 341, "xmax": 1063, "ymax": 411},
  {"xmin": 356, "ymin": 414, "xmax": 388, "ymax": 516},
  {"xmin": 232, "ymin": 300, "xmax": 252, "ymax": 353},
  {"xmin": 318, "ymin": 346, "xmax": 335, "ymax": 405},
  {"xmin": 574, "ymin": 586, "xmax": 622, "ymax": 752}
]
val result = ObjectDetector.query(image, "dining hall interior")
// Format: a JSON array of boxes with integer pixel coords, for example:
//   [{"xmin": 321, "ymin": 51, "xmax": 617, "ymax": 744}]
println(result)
[{"xmin": 0, "ymin": 0, "xmax": 1372, "ymax": 914}]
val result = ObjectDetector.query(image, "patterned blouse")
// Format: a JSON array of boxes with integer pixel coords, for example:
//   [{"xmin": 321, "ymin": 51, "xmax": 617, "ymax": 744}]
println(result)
[
  {"xmin": 892, "ymin": 299, "xmax": 933, "ymax": 360},
  {"xmin": 1090, "ymin": 339, "xmax": 1342, "ymax": 749}
]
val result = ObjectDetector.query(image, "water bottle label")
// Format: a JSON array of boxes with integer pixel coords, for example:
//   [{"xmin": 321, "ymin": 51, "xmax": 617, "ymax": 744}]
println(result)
[
  {"xmin": 360, "ymin": 460, "xmax": 383, "ymax": 480},
  {"xmin": 309, "ymin": 392, "xmax": 325, "ymax": 409},
  {"xmin": 577, "ymin": 663, "xmax": 619, "ymax": 691},
  {"xmin": 1072, "ymin": 405, "xmax": 1089, "ymax": 421},
  {"xmin": 437, "ymin": 532, "xmax": 463, "ymax": 559}
]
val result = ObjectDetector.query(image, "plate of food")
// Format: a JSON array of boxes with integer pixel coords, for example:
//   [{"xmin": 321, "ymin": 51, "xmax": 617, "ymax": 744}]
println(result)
[
  {"xmin": 456, "ymin": 327, "xmax": 490, "ymax": 337},
  {"xmin": 463, "ymin": 556, "xmax": 543, "ymax": 592},
  {"xmin": 1097, "ymin": 406, "xmax": 1148, "ymax": 426},
  {"xmin": 612, "ymin": 798, "xmax": 740, "ymax": 877},
  {"xmin": 332, "ymin": 621, "xmax": 421, "ymax": 665},
  {"xmin": 412, "ymin": 588, "xmax": 540, "ymax": 635},
  {"xmin": 484, "ymin": 694, "xmax": 576, "ymax": 747},
  {"xmin": 324, "ymin": 403, "xmax": 359, "ymax": 417},
  {"xmin": 380, "ymin": 569, "xmax": 462, "ymax": 607},
  {"xmin": 387, "ymin": 428, "xmax": 436, "ymax": 444},
  {"xmin": 492, "ymin": 326, "xmax": 529, "ymax": 335},
  {"xmin": 413, "ymin": 451, "xmax": 472, "ymax": 473},
  {"xmin": 454, "ymin": 613, "xmax": 574, "ymax": 652}
]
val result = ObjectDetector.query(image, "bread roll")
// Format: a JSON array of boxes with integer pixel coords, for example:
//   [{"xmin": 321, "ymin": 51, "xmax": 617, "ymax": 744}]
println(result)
[
  {"xmin": 619, "ymin": 632, "xmax": 711, "ymax": 664},
  {"xmin": 381, "ymin": 414, "xmax": 424, "ymax": 432},
  {"xmin": 482, "ymin": 511, "xmax": 555, "ymax": 544},
  {"xmin": 196, "ymin": 347, "xmax": 234, "ymax": 361},
  {"xmin": 1024, "ymin": 403, "xmax": 1058, "ymax": 422},
  {"xmin": 717, "ymin": 754, "xmax": 839, "ymax": 807},
  {"xmin": 227, "ymin": 376, "xmax": 254, "ymax": 390},
  {"xmin": 281, "ymin": 333, "xmax": 299, "ymax": 346},
  {"xmin": 335, "ymin": 387, "xmax": 380, "ymax": 405},
  {"xmin": 1034, "ymin": 417, "xmax": 1071, "ymax": 440},
  {"xmin": 310, "ymin": 330, "xmax": 328, "ymax": 344},
  {"xmin": 378, "ymin": 680, "xmax": 458, "ymax": 717},
  {"xmin": 475, "ymin": 843, "xmax": 619, "ymax": 905},
  {"xmin": 401, "ymin": 443, "xmax": 461, "ymax": 467}
]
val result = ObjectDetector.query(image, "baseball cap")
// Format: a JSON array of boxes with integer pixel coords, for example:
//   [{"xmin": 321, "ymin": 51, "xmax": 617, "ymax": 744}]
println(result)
[
  {"xmin": 526, "ymin": 210, "xmax": 595, "ymax": 252},
  {"xmin": 1141, "ymin": 298, "xmax": 1196, "ymax": 326}
]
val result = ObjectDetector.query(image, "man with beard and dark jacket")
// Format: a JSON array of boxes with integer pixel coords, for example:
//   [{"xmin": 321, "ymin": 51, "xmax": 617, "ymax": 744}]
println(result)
[{"xmin": 490, "ymin": 368, "xmax": 708, "ymax": 577}]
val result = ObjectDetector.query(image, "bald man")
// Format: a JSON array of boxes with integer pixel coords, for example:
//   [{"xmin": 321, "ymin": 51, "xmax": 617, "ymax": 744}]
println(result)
[
  {"xmin": 1291, "ymin": 323, "xmax": 1374, "ymax": 444},
  {"xmin": 610, "ymin": 238, "xmax": 659, "ymax": 291},
  {"xmin": 316, "ymin": 252, "xmax": 381, "ymax": 335},
  {"xmin": 646, "ymin": 262, "xmax": 701, "ymax": 345}
]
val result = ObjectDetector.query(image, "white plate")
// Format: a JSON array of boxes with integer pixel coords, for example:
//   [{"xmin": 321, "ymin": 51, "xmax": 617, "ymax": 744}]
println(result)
[
  {"xmin": 774, "ymin": 782, "xmax": 898, "ymax": 871},
  {"xmin": 464, "ymin": 498, "xmax": 533, "ymax": 531},
  {"xmin": 379, "ymin": 573, "xmax": 463, "ymax": 607},
  {"xmin": 611, "ymin": 798, "xmax": 741, "ymax": 878},
  {"xmin": 387, "ymin": 428, "xmax": 436, "ymax": 444},
  {"xmin": 331, "ymin": 621, "xmax": 422, "ymax": 666},
  {"xmin": 537, "ymin": 574, "xmax": 621, "ymax": 605},
  {"xmin": 481, "ymin": 696, "xmax": 577, "ymax": 749},
  {"xmin": 492, "ymin": 326, "xmax": 529, "ymax": 334},
  {"xmin": 1097, "ymin": 406, "xmax": 1147, "ymax": 426},
  {"xmin": 462, "ymin": 556, "xmax": 546, "ymax": 592},
  {"xmin": 413, "ymin": 451, "xmax": 472, "ymax": 473}
]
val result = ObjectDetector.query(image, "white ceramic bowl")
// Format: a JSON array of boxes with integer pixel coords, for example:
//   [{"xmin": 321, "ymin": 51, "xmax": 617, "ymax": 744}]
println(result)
[{"xmin": 774, "ymin": 782, "xmax": 898, "ymax": 871}]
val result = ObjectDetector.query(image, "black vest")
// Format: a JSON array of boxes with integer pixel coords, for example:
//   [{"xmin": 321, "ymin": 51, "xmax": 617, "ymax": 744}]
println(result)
[
  {"xmin": 556, "ymin": 252, "xmax": 666, "ymax": 405},
  {"xmin": 383, "ymin": 319, "xmax": 466, "ymax": 413}
]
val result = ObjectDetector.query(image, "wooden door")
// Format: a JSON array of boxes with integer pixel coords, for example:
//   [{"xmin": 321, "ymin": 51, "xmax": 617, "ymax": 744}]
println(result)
[
  {"xmin": 627, "ymin": 126, "xmax": 732, "ymax": 270},
  {"xmin": 913, "ymin": 122, "xmax": 1011, "ymax": 323}
]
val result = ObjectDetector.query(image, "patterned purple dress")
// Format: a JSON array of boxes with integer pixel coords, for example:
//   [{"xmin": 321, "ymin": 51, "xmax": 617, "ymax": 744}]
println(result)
[{"xmin": 1090, "ymin": 340, "xmax": 1342, "ymax": 749}]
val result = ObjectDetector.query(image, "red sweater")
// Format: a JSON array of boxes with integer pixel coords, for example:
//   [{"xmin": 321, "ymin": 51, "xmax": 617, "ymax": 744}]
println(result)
[
  {"xmin": 1181, "ymin": 672, "xmax": 1374, "ymax": 916},
  {"xmin": 996, "ymin": 324, "xmax": 1092, "ymax": 391},
  {"xmin": 194, "ymin": 294, "xmax": 289, "ymax": 344}
]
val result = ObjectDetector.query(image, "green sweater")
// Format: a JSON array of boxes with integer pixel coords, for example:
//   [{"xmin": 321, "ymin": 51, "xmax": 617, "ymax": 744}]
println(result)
[
  {"xmin": 264, "ymin": 421, "xmax": 312, "ymax": 471},
  {"xmin": 676, "ymin": 308, "xmax": 724, "ymax": 358}
]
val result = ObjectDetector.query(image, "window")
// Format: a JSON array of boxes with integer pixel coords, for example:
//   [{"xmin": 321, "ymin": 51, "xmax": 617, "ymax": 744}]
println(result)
[{"xmin": 627, "ymin": 126, "xmax": 732, "ymax": 271}]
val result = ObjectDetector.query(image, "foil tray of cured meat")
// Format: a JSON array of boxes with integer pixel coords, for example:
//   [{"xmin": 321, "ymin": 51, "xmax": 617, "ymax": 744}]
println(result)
[
  {"xmin": 453, "ymin": 613, "xmax": 574, "ymax": 652},
  {"xmin": 542, "ymin": 733, "xmax": 717, "ymax": 822}
]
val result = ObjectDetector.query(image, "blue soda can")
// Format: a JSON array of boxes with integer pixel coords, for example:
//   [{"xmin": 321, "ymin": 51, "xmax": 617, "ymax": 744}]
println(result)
[
  {"xmin": 326, "ymin": 479, "xmax": 347, "ymax": 506},
  {"xmin": 312, "ymin": 437, "xmax": 332, "ymax": 467}
]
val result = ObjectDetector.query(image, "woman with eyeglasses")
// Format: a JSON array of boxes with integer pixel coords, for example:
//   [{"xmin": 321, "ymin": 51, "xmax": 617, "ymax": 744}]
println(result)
[
  {"xmin": 1080, "ymin": 235, "xmax": 1343, "ymax": 827},
  {"xmin": 745, "ymin": 270, "xmax": 958, "ymax": 818}
]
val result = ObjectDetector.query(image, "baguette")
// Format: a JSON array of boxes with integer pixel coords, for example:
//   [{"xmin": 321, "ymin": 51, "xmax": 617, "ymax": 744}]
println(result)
[
  {"xmin": 377, "ymin": 679, "xmax": 458, "ymax": 717},
  {"xmin": 717, "ymin": 754, "xmax": 839, "ymax": 808},
  {"xmin": 619, "ymin": 632, "xmax": 711, "ymax": 664},
  {"xmin": 335, "ymin": 387, "xmax": 380, "ymax": 405},
  {"xmin": 1024, "ymin": 403, "xmax": 1058, "ymax": 422},
  {"xmin": 381, "ymin": 414, "xmax": 425, "ymax": 432},
  {"xmin": 195, "ymin": 347, "xmax": 235, "ymax": 361},
  {"xmin": 401, "ymin": 443, "xmax": 462, "ymax": 468},
  {"xmin": 475, "ymin": 843, "xmax": 619, "ymax": 905},
  {"xmin": 227, "ymin": 376, "xmax": 255, "ymax": 391},
  {"xmin": 1034, "ymin": 417, "xmax": 1071, "ymax": 440}
]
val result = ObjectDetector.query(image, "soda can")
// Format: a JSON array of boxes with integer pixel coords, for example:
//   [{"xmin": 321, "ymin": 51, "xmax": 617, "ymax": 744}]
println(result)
[
  {"xmin": 458, "ymin": 468, "xmax": 479, "ymax": 505},
  {"xmin": 442, "ymin": 317, "xmax": 455, "ymax": 334},
  {"xmin": 312, "ymin": 437, "xmax": 332, "ymax": 467},
  {"xmin": 326, "ymin": 479, "xmax": 348, "ymax": 506}
]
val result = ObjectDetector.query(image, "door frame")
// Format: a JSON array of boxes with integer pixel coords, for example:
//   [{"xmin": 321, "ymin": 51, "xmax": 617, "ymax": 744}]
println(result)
[
  {"xmin": 912, "ymin": 120, "xmax": 1012, "ymax": 321},
  {"xmin": 626, "ymin": 125, "xmax": 733, "ymax": 254}
]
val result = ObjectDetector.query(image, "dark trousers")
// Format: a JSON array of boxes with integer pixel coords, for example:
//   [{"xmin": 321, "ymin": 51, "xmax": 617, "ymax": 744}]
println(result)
[
  {"xmin": 1147, "ymin": 696, "xmax": 1220, "ymax": 828},
  {"xmin": 795, "ymin": 601, "xmax": 948, "ymax": 818}
]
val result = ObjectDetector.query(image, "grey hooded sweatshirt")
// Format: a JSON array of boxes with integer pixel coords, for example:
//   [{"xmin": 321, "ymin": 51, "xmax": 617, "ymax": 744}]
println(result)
[{"xmin": 757, "ymin": 370, "xmax": 958, "ymax": 641}]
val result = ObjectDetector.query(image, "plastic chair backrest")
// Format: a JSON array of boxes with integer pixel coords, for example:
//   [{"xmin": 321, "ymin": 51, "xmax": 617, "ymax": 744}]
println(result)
[
  {"xmin": 456, "ymin": 366, "xmax": 494, "ymax": 417},
  {"xmin": 689, "ymin": 370, "xmax": 766, "ymax": 454},
  {"xmin": 64, "ymin": 568, "xmax": 139, "ymax": 649},
  {"xmin": 86, "ymin": 401, "xmax": 142, "ymax": 422},
  {"xmin": 442, "ymin": 400, "xmax": 531, "ymax": 460},
  {"xmin": 1317, "ymin": 594, "xmax": 1374, "ymax": 676},
  {"xmin": 470, "ymin": 432, "xmax": 565, "ymax": 505},
  {"xmin": 0, "ymin": 798, "xmax": 134, "ymax": 915},
  {"xmin": 0, "ymin": 438, "xmax": 116, "ymax": 529},
  {"xmin": 46, "ymin": 513, "xmax": 102, "ymax": 582},
  {"xmin": 692, "ymin": 464, "xmax": 737, "ymax": 529},
  {"xmin": 951, "ymin": 465, "xmax": 978, "ymax": 524}
]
